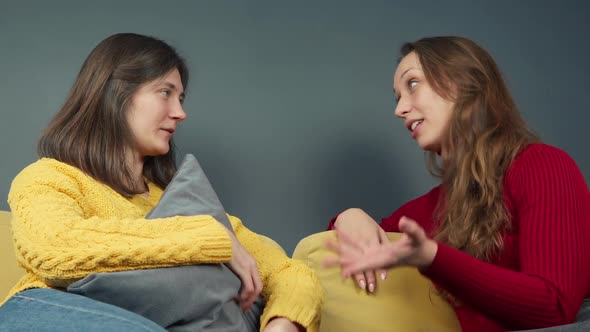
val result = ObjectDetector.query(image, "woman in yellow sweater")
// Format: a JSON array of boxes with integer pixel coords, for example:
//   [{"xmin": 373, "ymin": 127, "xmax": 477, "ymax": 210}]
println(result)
[{"xmin": 0, "ymin": 33, "xmax": 322, "ymax": 332}]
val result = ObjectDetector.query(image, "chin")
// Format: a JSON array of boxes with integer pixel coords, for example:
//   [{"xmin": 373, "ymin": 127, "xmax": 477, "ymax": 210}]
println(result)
[
  {"xmin": 416, "ymin": 136, "xmax": 442, "ymax": 153},
  {"xmin": 157, "ymin": 148, "xmax": 170, "ymax": 156},
  {"xmin": 416, "ymin": 140, "xmax": 431, "ymax": 151},
  {"xmin": 148, "ymin": 146, "xmax": 170, "ymax": 157},
  {"xmin": 418, "ymin": 143, "xmax": 439, "ymax": 153}
]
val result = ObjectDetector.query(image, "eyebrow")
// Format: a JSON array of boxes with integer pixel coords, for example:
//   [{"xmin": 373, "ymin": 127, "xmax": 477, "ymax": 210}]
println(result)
[
  {"xmin": 393, "ymin": 67, "xmax": 419, "ymax": 97},
  {"xmin": 399, "ymin": 67, "xmax": 413, "ymax": 80}
]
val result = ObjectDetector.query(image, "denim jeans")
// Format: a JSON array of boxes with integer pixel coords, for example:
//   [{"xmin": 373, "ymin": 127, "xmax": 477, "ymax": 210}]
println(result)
[{"xmin": 0, "ymin": 288, "xmax": 166, "ymax": 332}]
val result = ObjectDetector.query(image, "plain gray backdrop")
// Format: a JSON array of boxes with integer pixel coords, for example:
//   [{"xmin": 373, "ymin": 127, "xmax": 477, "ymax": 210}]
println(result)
[{"xmin": 1, "ymin": 0, "xmax": 588, "ymax": 253}]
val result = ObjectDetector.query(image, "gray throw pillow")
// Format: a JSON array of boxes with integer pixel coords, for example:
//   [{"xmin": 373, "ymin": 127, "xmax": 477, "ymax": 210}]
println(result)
[
  {"xmin": 67, "ymin": 154, "xmax": 263, "ymax": 332},
  {"xmin": 145, "ymin": 154, "xmax": 234, "ymax": 231}
]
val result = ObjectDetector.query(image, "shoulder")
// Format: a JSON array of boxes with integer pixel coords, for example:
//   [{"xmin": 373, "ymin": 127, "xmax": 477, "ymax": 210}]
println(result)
[
  {"xmin": 395, "ymin": 186, "xmax": 442, "ymax": 215},
  {"xmin": 10, "ymin": 158, "xmax": 91, "ymax": 196},
  {"xmin": 16, "ymin": 158, "xmax": 85, "ymax": 178},
  {"xmin": 381, "ymin": 186, "xmax": 441, "ymax": 232},
  {"xmin": 507, "ymin": 143, "xmax": 583, "ymax": 181},
  {"xmin": 513, "ymin": 143, "xmax": 574, "ymax": 164},
  {"xmin": 505, "ymin": 143, "xmax": 588, "ymax": 203}
]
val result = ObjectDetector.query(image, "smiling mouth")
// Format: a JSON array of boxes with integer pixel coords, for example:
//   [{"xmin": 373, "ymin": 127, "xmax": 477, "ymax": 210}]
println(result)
[{"xmin": 411, "ymin": 120, "xmax": 423, "ymax": 131}]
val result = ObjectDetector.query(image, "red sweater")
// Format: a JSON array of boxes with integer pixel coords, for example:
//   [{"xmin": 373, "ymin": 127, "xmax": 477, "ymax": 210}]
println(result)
[{"xmin": 328, "ymin": 144, "xmax": 590, "ymax": 331}]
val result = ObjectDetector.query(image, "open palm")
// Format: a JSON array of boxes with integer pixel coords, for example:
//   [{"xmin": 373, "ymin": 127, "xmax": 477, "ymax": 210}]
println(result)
[{"xmin": 323, "ymin": 216, "xmax": 438, "ymax": 277}]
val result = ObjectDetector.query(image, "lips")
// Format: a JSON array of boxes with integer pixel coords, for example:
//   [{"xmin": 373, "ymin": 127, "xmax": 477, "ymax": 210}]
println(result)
[{"xmin": 405, "ymin": 119, "xmax": 423, "ymax": 132}]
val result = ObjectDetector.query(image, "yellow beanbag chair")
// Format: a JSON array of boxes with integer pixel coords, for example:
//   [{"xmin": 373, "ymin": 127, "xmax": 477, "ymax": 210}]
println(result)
[{"xmin": 292, "ymin": 231, "xmax": 460, "ymax": 332}]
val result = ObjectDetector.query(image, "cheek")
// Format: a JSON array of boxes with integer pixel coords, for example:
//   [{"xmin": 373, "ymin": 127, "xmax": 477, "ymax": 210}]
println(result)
[{"xmin": 440, "ymin": 101, "xmax": 454, "ymax": 123}]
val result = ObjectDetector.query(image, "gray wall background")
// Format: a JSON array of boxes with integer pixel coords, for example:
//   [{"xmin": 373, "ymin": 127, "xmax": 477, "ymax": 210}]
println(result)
[{"xmin": 1, "ymin": 1, "xmax": 588, "ymax": 254}]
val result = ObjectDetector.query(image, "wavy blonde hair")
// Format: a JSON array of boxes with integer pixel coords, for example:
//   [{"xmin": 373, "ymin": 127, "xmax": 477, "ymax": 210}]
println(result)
[{"xmin": 400, "ymin": 36, "xmax": 539, "ymax": 260}]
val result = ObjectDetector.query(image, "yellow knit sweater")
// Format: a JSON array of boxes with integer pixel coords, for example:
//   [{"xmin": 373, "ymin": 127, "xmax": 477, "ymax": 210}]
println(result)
[{"xmin": 6, "ymin": 158, "xmax": 322, "ymax": 331}]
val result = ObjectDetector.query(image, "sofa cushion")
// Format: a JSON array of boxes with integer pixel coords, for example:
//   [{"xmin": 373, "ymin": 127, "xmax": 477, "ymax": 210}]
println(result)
[
  {"xmin": 292, "ymin": 231, "xmax": 460, "ymax": 332},
  {"xmin": 0, "ymin": 211, "xmax": 26, "ymax": 299}
]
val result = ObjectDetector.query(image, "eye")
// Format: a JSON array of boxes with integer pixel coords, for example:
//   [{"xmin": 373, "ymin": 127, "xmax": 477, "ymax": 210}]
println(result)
[
  {"xmin": 159, "ymin": 89, "xmax": 170, "ymax": 97},
  {"xmin": 408, "ymin": 80, "xmax": 418, "ymax": 89}
]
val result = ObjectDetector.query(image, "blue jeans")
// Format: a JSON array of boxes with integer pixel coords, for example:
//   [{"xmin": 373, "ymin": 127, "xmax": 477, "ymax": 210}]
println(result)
[{"xmin": 0, "ymin": 288, "xmax": 166, "ymax": 332}]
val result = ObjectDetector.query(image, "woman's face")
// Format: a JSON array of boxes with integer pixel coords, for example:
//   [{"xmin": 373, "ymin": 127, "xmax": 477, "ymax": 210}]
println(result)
[
  {"xmin": 393, "ymin": 52, "xmax": 454, "ymax": 154},
  {"xmin": 126, "ymin": 69, "xmax": 186, "ymax": 159}
]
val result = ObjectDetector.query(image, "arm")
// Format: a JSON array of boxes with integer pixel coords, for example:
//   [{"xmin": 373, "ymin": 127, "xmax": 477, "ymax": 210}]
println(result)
[
  {"xmin": 230, "ymin": 216, "xmax": 323, "ymax": 332},
  {"xmin": 329, "ymin": 209, "xmax": 403, "ymax": 232},
  {"xmin": 328, "ymin": 207, "xmax": 406, "ymax": 232},
  {"xmin": 423, "ymin": 145, "xmax": 590, "ymax": 329},
  {"xmin": 379, "ymin": 209, "xmax": 403, "ymax": 232},
  {"xmin": 8, "ymin": 162, "xmax": 232, "ymax": 285},
  {"xmin": 324, "ymin": 188, "xmax": 440, "ymax": 292},
  {"xmin": 380, "ymin": 186, "xmax": 442, "ymax": 233}
]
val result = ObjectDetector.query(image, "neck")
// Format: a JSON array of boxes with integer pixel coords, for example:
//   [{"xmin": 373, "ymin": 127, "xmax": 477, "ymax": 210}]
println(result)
[{"xmin": 127, "ymin": 151, "xmax": 147, "ymax": 192}]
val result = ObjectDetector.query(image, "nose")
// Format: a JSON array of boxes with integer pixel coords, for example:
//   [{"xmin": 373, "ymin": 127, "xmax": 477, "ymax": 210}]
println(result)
[
  {"xmin": 171, "ymin": 102, "xmax": 187, "ymax": 121},
  {"xmin": 394, "ymin": 95, "xmax": 411, "ymax": 118}
]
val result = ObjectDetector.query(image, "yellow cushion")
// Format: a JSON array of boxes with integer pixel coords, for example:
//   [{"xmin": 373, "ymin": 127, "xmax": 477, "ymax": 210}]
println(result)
[
  {"xmin": 0, "ymin": 211, "xmax": 26, "ymax": 299},
  {"xmin": 293, "ymin": 231, "xmax": 460, "ymax": 332}
]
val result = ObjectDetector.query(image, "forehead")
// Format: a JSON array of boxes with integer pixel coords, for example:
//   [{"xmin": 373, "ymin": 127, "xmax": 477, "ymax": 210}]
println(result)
[
  {"xmin": 145, "ymin": 69, "xmax": 184, "ymax": 90},
  {"xmin": 394, "ymin": 52, "xmax": 421, "ymax": 83}
]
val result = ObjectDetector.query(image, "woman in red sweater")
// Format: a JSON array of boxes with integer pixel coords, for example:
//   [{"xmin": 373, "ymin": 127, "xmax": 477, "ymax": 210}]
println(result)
[{"xmin": 324, "ymin": 36, "xmax": 590, "ymax": 331}]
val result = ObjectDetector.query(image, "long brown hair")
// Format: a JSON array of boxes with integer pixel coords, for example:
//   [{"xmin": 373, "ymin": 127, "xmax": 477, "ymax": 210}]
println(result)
[
  {"xmin": 38, "ymin": 33, "xmax": 189, "ymax": 195},
  {"xmin": 400, "ymin": 36, "xmax": 538, "ymax": 260}
]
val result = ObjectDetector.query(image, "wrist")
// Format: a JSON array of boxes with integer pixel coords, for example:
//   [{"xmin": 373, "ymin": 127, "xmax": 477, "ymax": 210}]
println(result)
[{"xmin": 418, "ymin": 239, "xmax": 438, "ymax": 269}]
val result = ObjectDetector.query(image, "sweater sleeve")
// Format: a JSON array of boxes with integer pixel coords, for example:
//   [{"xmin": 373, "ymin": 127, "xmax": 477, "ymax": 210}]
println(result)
[
  {"xmin": 422, "ymin": 145, "xmax": 590, "ymax": 329},
  {"xmin": 380, "ymin": 209, "xmax": 403, "ymax": 232},
  {"xmin": 326, "ymin": 214, "xmax": 339, "ymax": 230},
  {"xmin": 229, "ymin": 216, "xmax": 323, "ymax": 332},
  {"xmin": 8, "ymin": 162, "xmax": 233, "ymax": 285},
  {"xmin": 380, "ymin": 186, "xmax": 442, "ymax": 234}
]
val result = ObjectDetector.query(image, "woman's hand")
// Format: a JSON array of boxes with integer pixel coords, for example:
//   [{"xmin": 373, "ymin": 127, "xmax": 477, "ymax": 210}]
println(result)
[
  {"xmin": 331, "ymin": 208, "xmax": 390, "ymax": 293},
  {"xmin": 263, "ymin": 317, "xmax": 305, "ymax": 332},
  {"xmin": 324, "ymin": 216, "xmax": 438, "ymax": 277},
  {"xmin": 225, "ymin": 229, "xmax": 263, "ymax": 311}
]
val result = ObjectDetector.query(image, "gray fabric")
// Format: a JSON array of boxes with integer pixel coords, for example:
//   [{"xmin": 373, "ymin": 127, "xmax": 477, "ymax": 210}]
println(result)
[
  {"xmin": 67, "ymin": 154, "xmax": 263, "ymax": 332},
  {"xmin": 146, "ymin": 154, "xmax": 233, "ymax": 232}
]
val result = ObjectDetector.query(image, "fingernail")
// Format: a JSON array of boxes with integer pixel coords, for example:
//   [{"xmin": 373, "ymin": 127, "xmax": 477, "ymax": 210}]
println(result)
[
  {"xmin": 380, "ymin": 272, "xmax": 387, "ymax": 280},
  {"xmin": 359, "ymin": 279, "xmax": 366, "ymax": 289},
  {"xmin": 368, "ymin": 282, "xmax": 375, "ymax": 293}
]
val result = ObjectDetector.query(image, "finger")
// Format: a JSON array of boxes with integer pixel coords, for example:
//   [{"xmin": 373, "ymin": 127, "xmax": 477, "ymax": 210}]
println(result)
[
  {"xmin": 238, "ymin": 269, "xmax": 255, "ymax": 307},
  {"xmin": 341, "ymin": 245, "xmax": 396, "ymax": 277},
  {"xmin": 364, "ymin": 270, "xmax": 377, "ymax": 293},
  {"xmin": 335, "ymin": 227, "xmax": 364, "ymax": 251},
  {"xmin": 252, "ymin": 264, "xmax": 263, "ymax": 298},
  {"xmin": 241, "ymin": 283, "xmax": 255, "ymax": 310},
  {"xmin": 376, "ymin": 229, "xmax": 389, "ymax": 280},
  {"xmin": 399, "ymin": 216, "xmax": 425, "ymax": 244},
  {"xmin": 377, "ymin": 227, "xmax": 389, "ymax": 244},
  {"xmin": 353, "ymin": 273, "xmax": 366, "ymax": 290},
  {"xmin": 343, "ymin": 260, "xmax": 385, "ymax": 278},
  {"xmin": 242, "ymin": 269, "xmax": 261, "ymax": 311},
  {"xmin": 323, "ymin": 238, "xmax": 340, "ymax": 252},
  {"xmin": 325, "ymin": 235, "xmax": 362, "ymax": 258},
  {"xmin": 321, "ymin": 255, "xmax": 341, "ymax": 268}
]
